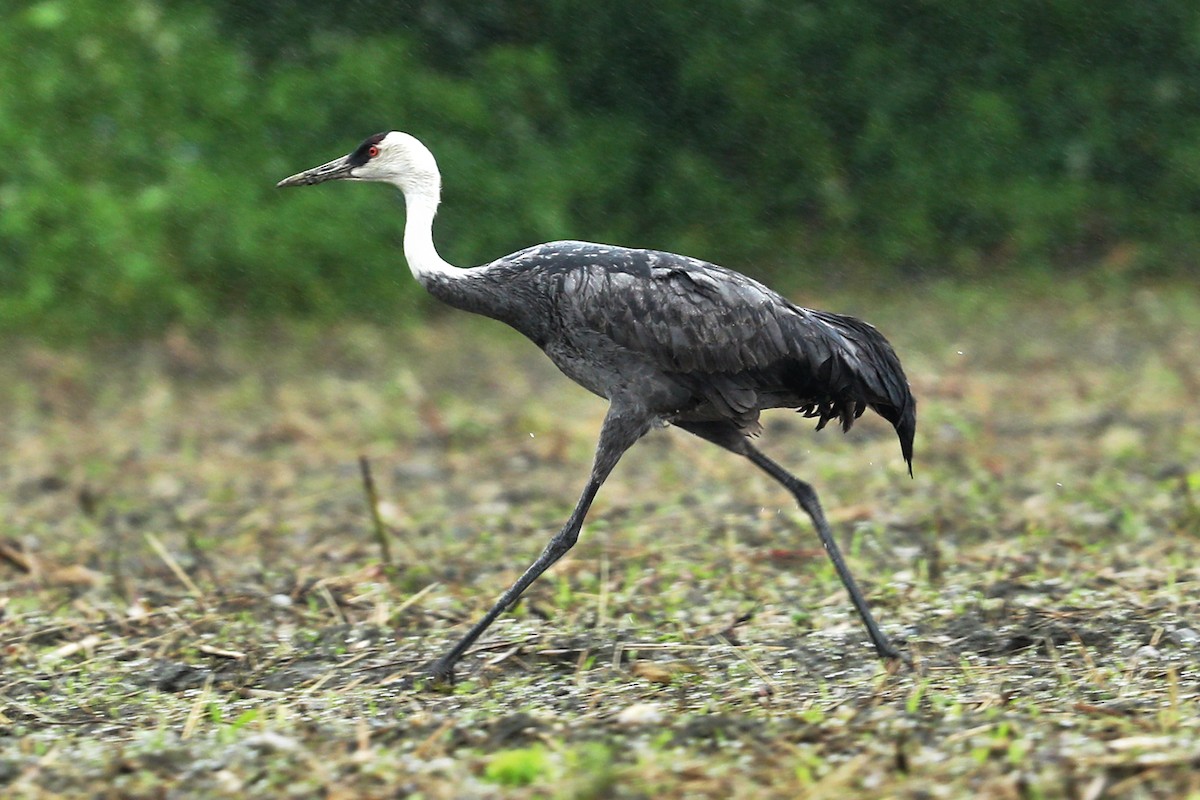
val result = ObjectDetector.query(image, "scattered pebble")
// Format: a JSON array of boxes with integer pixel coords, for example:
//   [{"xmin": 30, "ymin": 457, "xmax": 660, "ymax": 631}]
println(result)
[
  {"xmin": 213, "ymin": 770, "xmax": 243, "ymax": 793},
  {"xmin": 1167, "ymin": 628, "xmax": 1199, "ymax": 647},
  {"xmin": 242, "ymin": 732, "xmax": 300, "ymax": 754},
  {"xmin": 377, "ymin": 500, "xmax": 405, "ymax": 525},
  {"xmin": 1133, "ymin": 645, "xmax": 1160, "ymax": 663},
  {"xmin": 616, "ymin": 703, "xmax": 665, "ymax": 726}
]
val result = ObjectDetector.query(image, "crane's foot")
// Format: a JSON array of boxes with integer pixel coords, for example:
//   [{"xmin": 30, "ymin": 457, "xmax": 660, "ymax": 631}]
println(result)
[
  {"xmin": 875, "ymin": 641, "xmax": 915, "ymax": 672},
  {"xmin": 400, "ymin": 658, "xmax": 458, "ymax": 692}
]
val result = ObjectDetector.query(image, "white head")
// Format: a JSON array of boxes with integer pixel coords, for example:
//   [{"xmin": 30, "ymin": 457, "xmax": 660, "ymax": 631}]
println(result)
[{"xmin": 277, "ymin": 131, "xmax": 441, "ymax": 199}]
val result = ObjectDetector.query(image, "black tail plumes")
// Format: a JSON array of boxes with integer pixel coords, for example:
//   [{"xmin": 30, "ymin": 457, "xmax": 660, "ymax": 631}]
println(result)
[{"xmin": 806, "ymin": 311, "xmax": 916, "ymax": 476}]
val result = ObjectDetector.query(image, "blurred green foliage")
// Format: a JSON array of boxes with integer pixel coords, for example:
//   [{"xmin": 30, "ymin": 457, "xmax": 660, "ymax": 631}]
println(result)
[{"xmin": 2, "ymin": 0, "xmax": 1198, "ymax": 335}]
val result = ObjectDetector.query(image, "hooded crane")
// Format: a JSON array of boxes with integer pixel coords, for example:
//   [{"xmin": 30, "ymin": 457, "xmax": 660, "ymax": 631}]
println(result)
[{"xmin": 278, "ymin": 131, "xmax": 917, "ymax": 684}]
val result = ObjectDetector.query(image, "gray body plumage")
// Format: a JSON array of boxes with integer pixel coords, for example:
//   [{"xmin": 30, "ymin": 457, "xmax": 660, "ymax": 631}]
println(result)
[{"xmin": 426, "ymin": 240, "xmax": 915, "ymax": 471}]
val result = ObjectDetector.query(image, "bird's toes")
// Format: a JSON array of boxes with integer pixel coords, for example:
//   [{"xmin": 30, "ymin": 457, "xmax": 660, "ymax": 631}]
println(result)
[
  {"xmin": 881, "ymin": 647, "xmax": 915, "ymax": 674},
  {"xmin": 398, "ymin": 660, "xmax": 458, "ymax": 692}
]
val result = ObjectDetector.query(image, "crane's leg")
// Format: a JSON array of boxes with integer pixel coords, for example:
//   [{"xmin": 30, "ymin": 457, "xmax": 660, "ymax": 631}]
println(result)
[
  {"xmin": 417, "ymin": 400, "xmax": 653, "ymax": 686},
  {"xmin": 675, "ymin": 421, "xmax": 904, "ymax": 663}
]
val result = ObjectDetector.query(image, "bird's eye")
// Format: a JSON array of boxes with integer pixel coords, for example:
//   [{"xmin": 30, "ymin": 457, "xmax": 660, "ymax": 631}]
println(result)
[{"xmin": 367, "ymin": 145, "xmax": 380, "ymax": 158}]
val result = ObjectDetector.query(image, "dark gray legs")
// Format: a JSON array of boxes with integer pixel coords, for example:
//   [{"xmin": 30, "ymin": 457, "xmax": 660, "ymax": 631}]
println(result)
[
  {"xmin": 676, "ymin": 420, "xmax": 903, "ymax": 662},
  {"xmin": 419, "ymin": 401, "xmax": 651, "ymax": 684},
  {"xmin": 418, "ymin": 411, "xmax": 901, "ymax": 686}
]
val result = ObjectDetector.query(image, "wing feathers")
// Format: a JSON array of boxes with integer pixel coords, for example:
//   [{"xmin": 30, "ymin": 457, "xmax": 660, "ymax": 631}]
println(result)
[{"xmin": 508, "ymin": 243, "xmax": 915, "ymax": 470}]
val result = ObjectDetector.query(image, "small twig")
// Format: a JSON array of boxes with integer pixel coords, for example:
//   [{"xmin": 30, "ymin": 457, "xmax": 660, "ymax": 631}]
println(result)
[
  {"xmin": 145, "ymin": 533, "xmax": 204, "ymax": 599},
  {"xmin": 339, "ymin": 675, "xmax": 370, "ymax": 694},
  {"xmin": 574, "ymin": 648, "xmax": 592, "ymax": 684},
  {"xmin": 303, "ymin": 651, "xmax": 373, "ymax": 695},
  {"xmin": 354, "ymin": 715, "xmax": 372, "ymax": 761},
  {"xmin": 395, "ymin": 582, "xmax": 440, "ymax": 616},
  {"xmin": 106, "ymin": 515, "xmax": 129, "ymax": 604},
  {"xmin": 196, "ymin": 644, "xmax": 246, "ymax": 660},
  {"xmin": 715, "ymin": 633, "xmax": 778, "ymax": 695},
  {"xmin": 41, "ymin": 634, "xmax": 102, "ymax": 665},
  {"xmin": 483, "ymin": 644, "xmax": 523, "ymax": 667},
  {"xmin": 414, "ymin": 718, "xmax": 456, "ymax": 759},
  {"xmin": 358, "ymin": 455, "xmax": 393, "ymax": 567},
  {"xmin": 2, "ymin": 696, "xmax": 61, "ymax": 724},
  {"xmin": 316, "ymin": 581, "xmax": 347, "ymax": 626},
  {"xmin": 181, "ymin": 672, "xmax": 214, "ymax": 741},
  {"xmin": 0, "ymin": 540, "xmax": 31, "ymax": 573}
]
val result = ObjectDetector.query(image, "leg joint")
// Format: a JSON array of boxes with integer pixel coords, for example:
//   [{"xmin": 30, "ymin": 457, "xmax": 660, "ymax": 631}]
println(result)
[{"xmin": 544, "ymin": 526, "xmax": 579, "ymax": 559}]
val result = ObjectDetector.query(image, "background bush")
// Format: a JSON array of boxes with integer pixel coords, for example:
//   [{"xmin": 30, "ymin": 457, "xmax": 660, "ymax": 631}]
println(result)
[{"xmin": 2, "ymin": 0, "xmax": 1198, "ymax": 335}]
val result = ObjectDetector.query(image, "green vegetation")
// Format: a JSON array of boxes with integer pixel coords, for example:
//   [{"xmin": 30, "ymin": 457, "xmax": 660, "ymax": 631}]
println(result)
[
  {"xmin": 1, "ymin": 283, "xmax": 1197, "ymax": 797},
  {"xmin": 484, "ymin": 747, "xmax": 551, "ymax": 787},
  {"xmin": 3, "ymin": 6, "xmax": 1199, "ymax": 792},
  {"xmin": 3, "ymin": 0, "xmax": 1199, "ymax": 334}
]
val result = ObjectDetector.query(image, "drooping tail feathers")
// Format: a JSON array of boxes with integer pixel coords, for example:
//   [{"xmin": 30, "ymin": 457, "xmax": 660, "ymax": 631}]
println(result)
[{"xmin": 801, "ymin": 311, "xmax": 916, "ymax": 476}]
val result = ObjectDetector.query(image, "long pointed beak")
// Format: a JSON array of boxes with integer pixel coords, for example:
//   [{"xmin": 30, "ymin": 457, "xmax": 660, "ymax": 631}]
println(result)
[{"xmin": 276, "ymin": 154, "xmax": 355, "ymax": 188}]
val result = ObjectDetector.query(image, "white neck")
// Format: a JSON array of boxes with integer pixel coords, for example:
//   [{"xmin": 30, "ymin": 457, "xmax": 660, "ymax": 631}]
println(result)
[{"xmin": 398, "ymin": 183, "xmax": 458, "ymax": 285}]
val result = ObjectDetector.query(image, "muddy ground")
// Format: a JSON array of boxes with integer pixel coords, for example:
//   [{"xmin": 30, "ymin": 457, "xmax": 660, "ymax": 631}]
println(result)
[{"xmin": 1, "ymin": 281, "xmax": 1198, "ymax": 798}]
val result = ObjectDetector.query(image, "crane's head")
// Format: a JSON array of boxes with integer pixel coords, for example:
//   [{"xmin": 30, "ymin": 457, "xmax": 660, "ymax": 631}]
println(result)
[{"xmin": 277, "ymin": 131, "xmax": 440, "ymax": 197}]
